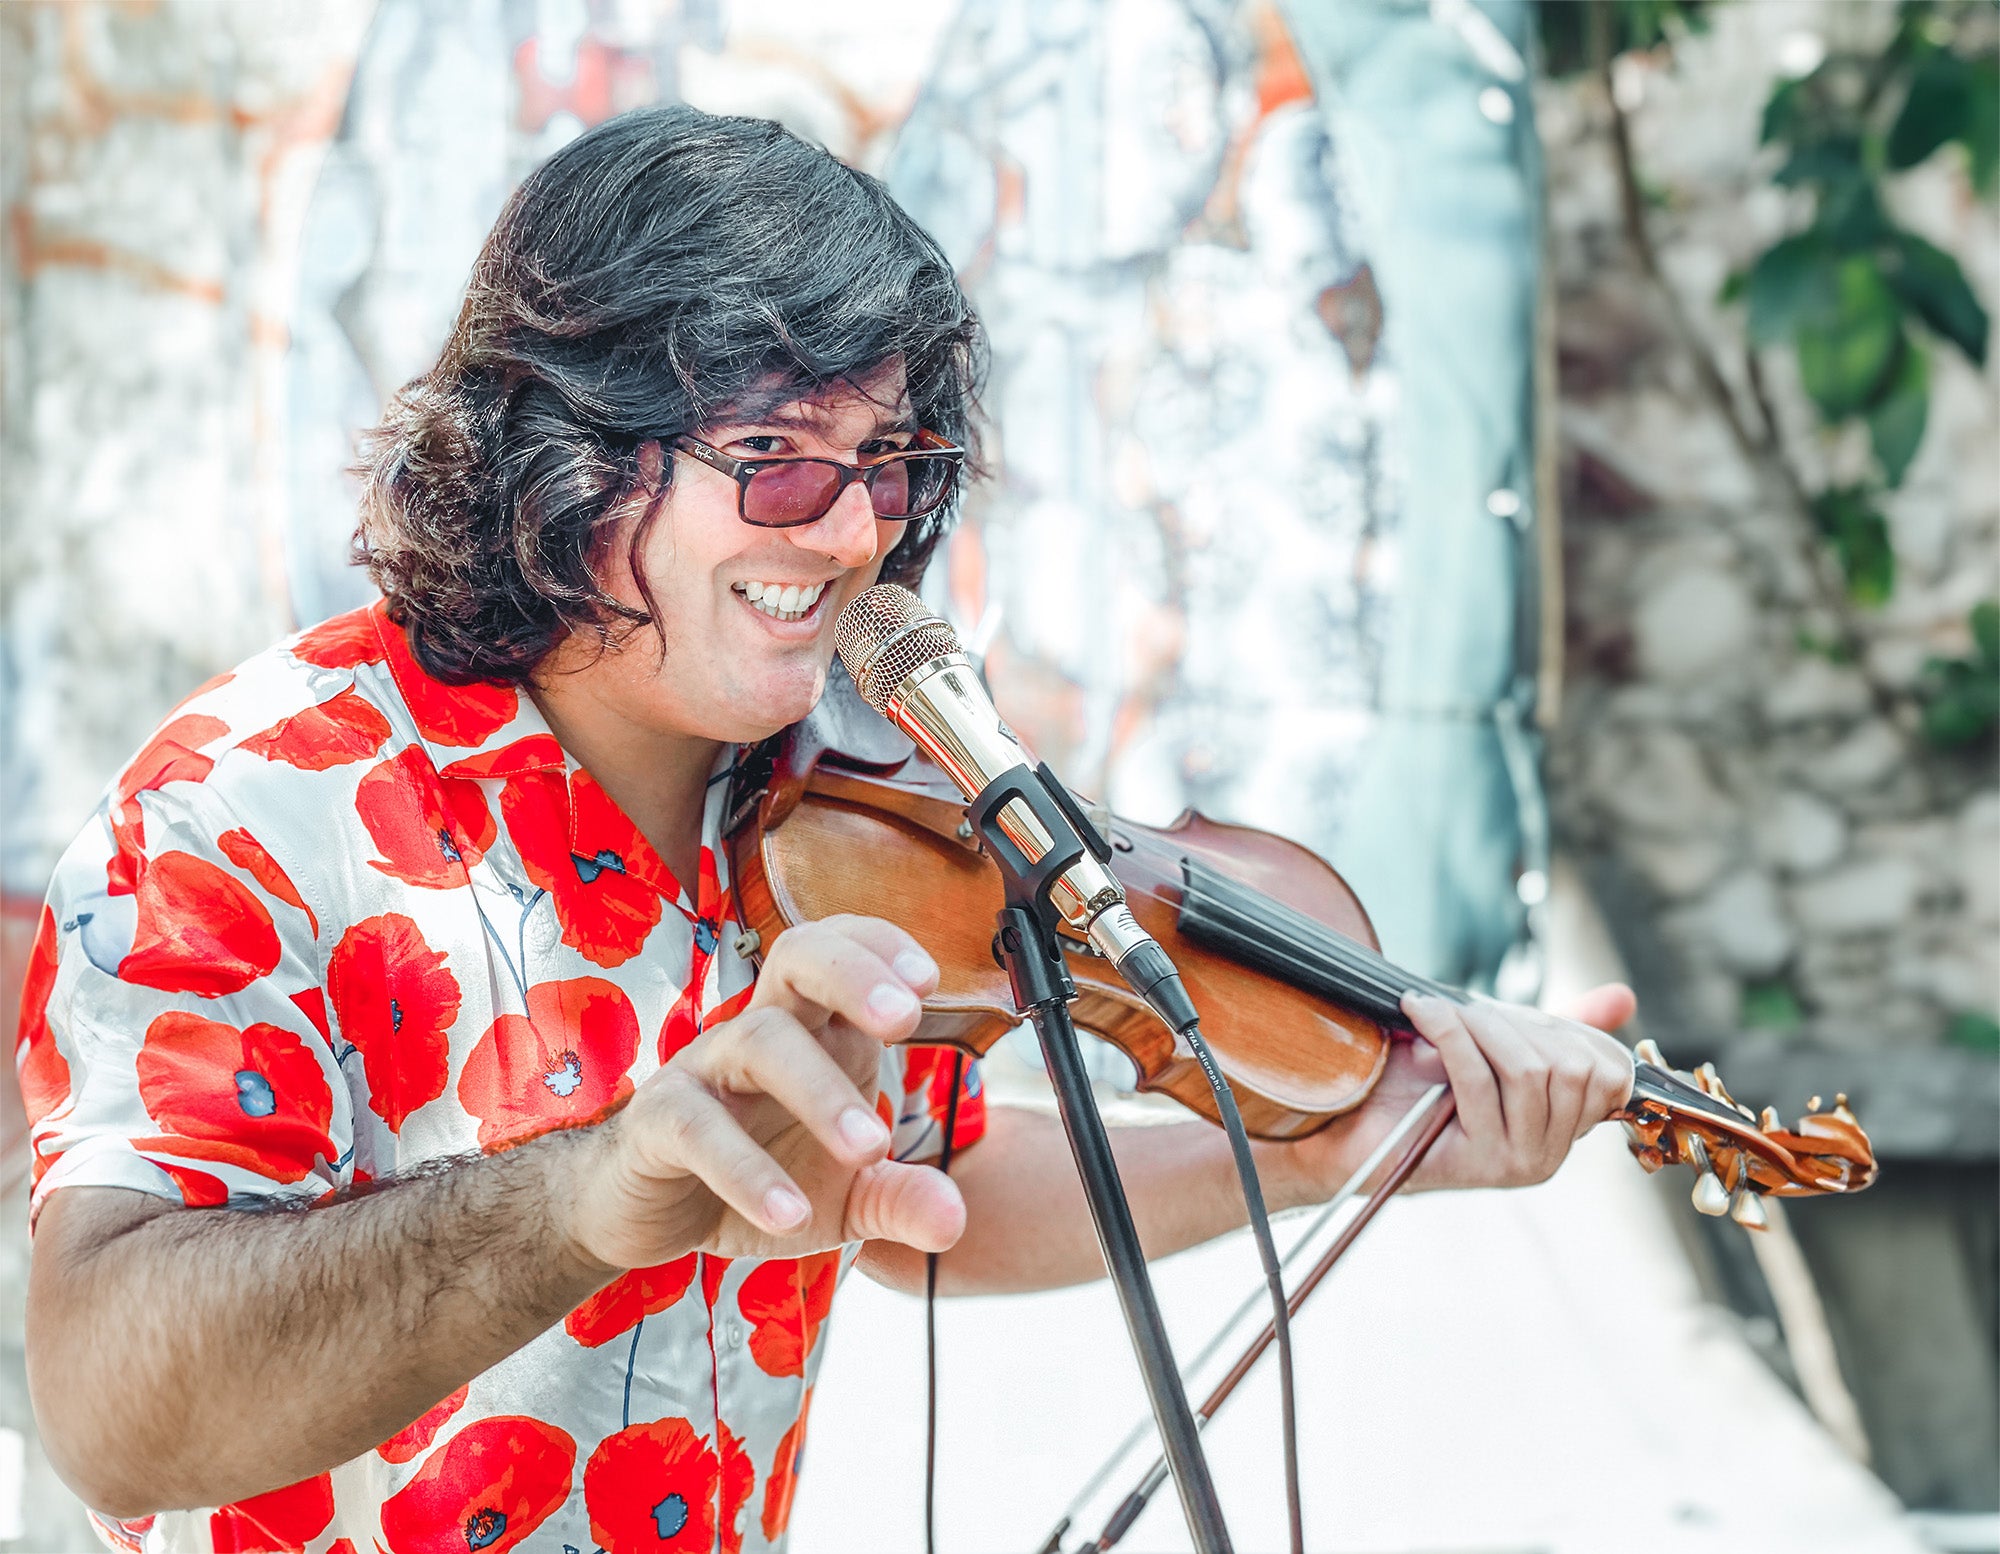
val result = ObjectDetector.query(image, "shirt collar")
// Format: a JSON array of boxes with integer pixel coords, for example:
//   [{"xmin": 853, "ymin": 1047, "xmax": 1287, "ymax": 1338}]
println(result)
[{"xmin": 368, "ymin": 601, "xmax": 567, "ymax": 782}]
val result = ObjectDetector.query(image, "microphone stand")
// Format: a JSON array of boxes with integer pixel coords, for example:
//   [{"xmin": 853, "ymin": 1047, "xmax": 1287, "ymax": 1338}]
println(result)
[{"xmin": 965, "ymin": 768, "xmax": 1234, "ymax": 1554}]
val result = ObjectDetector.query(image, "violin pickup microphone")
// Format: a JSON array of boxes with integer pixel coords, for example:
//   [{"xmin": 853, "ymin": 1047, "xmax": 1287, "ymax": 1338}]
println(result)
[{"xmin": 835, "ymin": 584, "xmax": 1198, "ymax": 1036}]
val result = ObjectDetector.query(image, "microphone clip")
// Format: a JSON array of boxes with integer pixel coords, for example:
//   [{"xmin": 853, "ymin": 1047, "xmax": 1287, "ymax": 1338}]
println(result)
[{"xmin": 966, "ymin": 765, "xmax": 1090, "ymax": 1011}]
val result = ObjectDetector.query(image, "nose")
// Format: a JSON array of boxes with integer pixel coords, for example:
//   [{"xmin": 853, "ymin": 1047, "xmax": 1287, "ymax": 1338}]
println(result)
[{"xmin": 789, "ymin": 477, "xmax": 883, "ymax": 571}]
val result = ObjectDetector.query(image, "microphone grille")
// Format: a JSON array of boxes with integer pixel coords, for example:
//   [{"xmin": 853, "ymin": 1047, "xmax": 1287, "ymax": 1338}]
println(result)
[{"xmin": 834, "ymin": 584, "xmax": 962, "ymax": 714}]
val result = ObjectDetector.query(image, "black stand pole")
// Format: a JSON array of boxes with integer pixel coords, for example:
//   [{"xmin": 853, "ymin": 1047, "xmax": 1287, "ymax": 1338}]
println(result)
[{"xmin": 969, "ymin": 774, "xmax": 1233, "ymax": 1554}]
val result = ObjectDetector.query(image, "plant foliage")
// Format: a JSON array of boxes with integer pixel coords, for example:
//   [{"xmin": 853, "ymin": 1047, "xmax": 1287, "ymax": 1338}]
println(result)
[{"xmin": 1542, "ymin": 0, "xmax": 1997, "ymax": 749}]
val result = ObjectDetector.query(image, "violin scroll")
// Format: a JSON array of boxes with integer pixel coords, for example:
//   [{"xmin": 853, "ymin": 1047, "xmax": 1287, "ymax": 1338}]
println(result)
[{"xmin": 1614, "ymin": 1038, "xmax": 1878, "ymax": 1229}]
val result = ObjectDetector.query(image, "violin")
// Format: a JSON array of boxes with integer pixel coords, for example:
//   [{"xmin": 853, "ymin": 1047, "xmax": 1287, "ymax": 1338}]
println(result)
[{"xmin": 724, "ymin": 663, "xmax": 1877, "ymax": 1218}]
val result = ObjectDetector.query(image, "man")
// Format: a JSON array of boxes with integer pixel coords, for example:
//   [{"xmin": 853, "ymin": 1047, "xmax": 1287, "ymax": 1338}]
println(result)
[{"xmin": 20, "ymin": 106, "xmax": 1635, "ymax": 1553}]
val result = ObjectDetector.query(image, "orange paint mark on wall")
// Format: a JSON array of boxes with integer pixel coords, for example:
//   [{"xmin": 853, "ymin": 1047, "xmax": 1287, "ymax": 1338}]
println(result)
[
  {"xmin": 514, "ymin": 35, "xmax": 662, "ymax": 132},
  {"xmin": 59, "ymin": 5, "xmax": 233, "ymax": 134},
  {"xmin": 1190, "ymin": 3, "xmax": 1318, "ymax": 244},
  {"xmin": 1252, "ymin": 2, "xmax": 1314, "ymax": 117},
  {"xmin": 8, "ymin": 203, "xmax": 226, "ymax": 302}
]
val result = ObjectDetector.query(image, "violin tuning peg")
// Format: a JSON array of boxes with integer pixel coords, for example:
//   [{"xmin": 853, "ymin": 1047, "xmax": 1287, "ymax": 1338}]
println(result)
[
  {"xmin": 1634, "ymin": 1038, "xmax": 1666, "ymax": 1068},
  {"xmin": 1833, "ymin": 1093, "xmax": 1858, "ymax": 1123},
  {"xmin": 1686, "ymin": 1135, "xmax": 1729, "ymax": 1215},
  {"xmin": 1760, "ymin": 1105, "xmax": 1783, "ymax": 1133},
  {"xmin": 1695, "ymin": 1061, "xmax": 1722, "ymax": 1095},
  {"xmin": 1807, "ymin": 1094, "xmax": 1824, "ymax": 1114},
  {"xmin": 1692, "ymin": 1169, "xmax": 1731, "ymax": 1217},
  {"xmin": 1729, "ymin": 1185, "xmax": 1769, "ymax": 1230}
]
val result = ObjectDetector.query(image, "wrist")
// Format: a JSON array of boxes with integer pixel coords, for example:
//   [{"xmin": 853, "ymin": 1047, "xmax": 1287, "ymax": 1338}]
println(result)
[
  {"xmin": 534, "ymin": 1123, "xmax": 627, "ymax": 1281},
  {"xmin": 1248, "ymin": 1136, "xmax": 1317, "ymax": 1215}
]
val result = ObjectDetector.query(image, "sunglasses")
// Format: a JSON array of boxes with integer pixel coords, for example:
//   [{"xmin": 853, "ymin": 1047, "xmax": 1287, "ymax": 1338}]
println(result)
[{"xmin": 672, "ymin": 429, "xmax": 965, "ymax": 529}]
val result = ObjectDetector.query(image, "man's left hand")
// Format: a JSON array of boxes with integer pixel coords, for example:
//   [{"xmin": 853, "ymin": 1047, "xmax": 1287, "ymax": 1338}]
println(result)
[{"xmin": 1276, "ymin": 983, "xmax": 1639, "ymax": 1201}]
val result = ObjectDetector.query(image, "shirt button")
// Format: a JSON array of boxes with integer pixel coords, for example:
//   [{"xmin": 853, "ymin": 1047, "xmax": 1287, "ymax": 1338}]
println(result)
[{"xmin": 726, "ymin": 1321, "xmax": 745, "ymax": 1347}]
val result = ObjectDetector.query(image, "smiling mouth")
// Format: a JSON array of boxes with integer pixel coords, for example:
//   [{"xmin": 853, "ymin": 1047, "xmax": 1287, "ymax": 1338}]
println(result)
[{"xmin": 733, "ymin": 578, "xmax": 830, "ymax": 623}]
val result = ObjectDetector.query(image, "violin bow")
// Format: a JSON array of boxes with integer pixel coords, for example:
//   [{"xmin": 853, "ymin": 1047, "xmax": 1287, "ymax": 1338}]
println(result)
[
  {"xmin": 1036, "ymin": 1083, "xmax": 1455, "ymax": 1554},
  {"xmin": 1045, "ymin": 1043, "xmax": 1878, "ymax": 1553}
]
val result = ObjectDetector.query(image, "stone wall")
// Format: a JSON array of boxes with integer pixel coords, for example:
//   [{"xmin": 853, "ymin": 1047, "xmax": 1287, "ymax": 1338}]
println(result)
[
  {"xmin": 0, "ymin": 7, "xmax": 373, "ymax": 1544},
  {"xmin": 1540, "ymin": 0, "xmax": 1999, "ymax": 1065}
]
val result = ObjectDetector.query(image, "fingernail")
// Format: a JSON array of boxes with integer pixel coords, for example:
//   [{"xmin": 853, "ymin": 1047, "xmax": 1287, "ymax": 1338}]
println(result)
[
  {"xmin": 894, "ymin": 948, "xmax": 938, "ymax": 986},
  {"xmin": 867, "ymin": 983, "xmax": 920, "ymax": 1023},
  {"xmin": 839, "ymin": 1107, "xmax": 888, "ymax": 1153},
  {"xmin": 763, "ymin": 1186, "xmax": 809, "ymax": 1230}
]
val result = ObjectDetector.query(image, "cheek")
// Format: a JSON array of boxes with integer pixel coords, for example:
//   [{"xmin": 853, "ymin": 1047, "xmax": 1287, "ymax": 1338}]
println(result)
[
  {"xmin": 867, "ymin": 521, "xmax": 908, "ymax": 578},
  {"xmin": 619, "ymin": 507, "xmax": 725, "ymax": 615}
]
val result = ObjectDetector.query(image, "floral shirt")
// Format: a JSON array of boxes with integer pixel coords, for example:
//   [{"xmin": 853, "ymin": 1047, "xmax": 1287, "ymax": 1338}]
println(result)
[{"xmin": 16, "ymin": 600, "xmax": 984, "ymax": 1554}]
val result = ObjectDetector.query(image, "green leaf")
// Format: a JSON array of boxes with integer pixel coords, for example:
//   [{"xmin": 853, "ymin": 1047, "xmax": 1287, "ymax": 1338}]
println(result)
[
  {"xmin": 1868, "ymin": 340, "xmax": 1929, "ymax": 487},
  {"xmin": 1795, "ymin": 260, "xmax": 1904, "ymax": 419},
  {"xmin": 1812, "ymin": 485, "xmax": 1896, "ymax": 607},
  {"xmin": 1888, "ymin": 49, "xmax": 1973, "ymax": 169},
  {"xmin": 1762, "ymin": 77, "xmax": 1806, "ymax": 146},
  {"xmin": 1886, "ymin": 232, "xmax": 1991, "ymax": 367},
  {"xmin": 1966, "ymin": 58, "xmax": 1998, "ymax": 195},
  {"xmin": 1775, "ymin": 133, "xmax": 1864, "ymax": 189},
  {"xmin": 1747, "ymin": 233, "xmax": 1839, "ymax": 344},
  {"xmin": 1742, "ymin": 980, "xmax": 1804, "ymax": 1034},
  {"xmin": 1816, "ymin": 177, "xmax": 1889, "ymax": 249},
  {"xmin": 1920, "ymin": 656, "xmax": 2000, "ymax": 745},
  {"xmin": 1972, "ymin": 600, "xmax": 2000, "ymax": 671},
  {"xmin": 1945, "ymin": 1012, "xmax": 2000, "ymax": 1055}
]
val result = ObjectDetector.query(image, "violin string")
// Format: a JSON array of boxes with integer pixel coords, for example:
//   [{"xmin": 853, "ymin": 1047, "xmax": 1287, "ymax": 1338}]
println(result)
[
  {"xmin": 1120, "ymin": 872, "xmax": 1434, "ymax": 1023},
  {"xmin": 1104, "ymin": 832, "xmax": 1448, "ymax": 1009}
]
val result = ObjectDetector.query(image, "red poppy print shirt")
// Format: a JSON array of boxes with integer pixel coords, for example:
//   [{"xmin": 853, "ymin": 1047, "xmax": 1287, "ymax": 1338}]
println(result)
[{"xmin": 19, "ymin": 600, "xmax": 985, "ymax": 1554}]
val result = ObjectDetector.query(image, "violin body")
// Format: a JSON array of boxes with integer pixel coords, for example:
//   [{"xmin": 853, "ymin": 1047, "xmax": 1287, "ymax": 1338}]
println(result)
[
  {"xmin": 726, "ymin": 665, "xmax": 1877, "ymax": 1203},
  {"xmin": 726, "ymin": 679, "xmax": 1386, "ymax": 1140}
]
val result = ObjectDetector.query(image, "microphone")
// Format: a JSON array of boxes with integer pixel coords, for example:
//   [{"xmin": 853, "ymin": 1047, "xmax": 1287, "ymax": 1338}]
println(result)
[{"xmin": 834, "ymin": 584, "xmax": 1198, "ymax": 1035}]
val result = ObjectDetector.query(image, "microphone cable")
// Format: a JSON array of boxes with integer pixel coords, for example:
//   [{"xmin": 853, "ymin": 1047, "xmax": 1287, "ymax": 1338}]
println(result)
[
  {"xmin": 1178, "ymin": 1019, "xmax": 1302, "ymax": 1554},
  {"xmin": 925, "ymin": 1050, "xmax": 967, "ymax": 1554}
]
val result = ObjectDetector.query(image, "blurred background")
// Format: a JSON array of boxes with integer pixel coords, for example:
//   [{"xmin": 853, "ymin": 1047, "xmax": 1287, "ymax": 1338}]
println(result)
[{"xmin": 1, "ymin": 1, "xmax": 1994, "ymax": 1550}]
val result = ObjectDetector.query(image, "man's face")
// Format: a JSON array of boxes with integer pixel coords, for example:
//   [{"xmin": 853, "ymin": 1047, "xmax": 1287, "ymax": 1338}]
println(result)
[{"xmin": 570, "ymin": 360, "xmax": 919, "ymax": 745}]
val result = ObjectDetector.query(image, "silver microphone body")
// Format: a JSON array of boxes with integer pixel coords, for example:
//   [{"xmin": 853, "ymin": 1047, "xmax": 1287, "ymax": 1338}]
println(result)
[{"xmin": 833, "ymin": 589, "xmax": 1154, "ymax": 971}]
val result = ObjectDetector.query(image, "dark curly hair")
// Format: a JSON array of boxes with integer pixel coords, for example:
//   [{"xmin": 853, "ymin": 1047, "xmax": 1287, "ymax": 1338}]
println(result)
[{"xmin": 355, "ymin": 105, "xmax": 985, "ymax": 684}]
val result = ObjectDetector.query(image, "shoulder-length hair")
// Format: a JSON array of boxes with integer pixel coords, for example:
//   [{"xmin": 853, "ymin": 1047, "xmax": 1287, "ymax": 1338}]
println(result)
[{"xmin": 355, "ymin": 104, "xmax": 985, "ymax": 684}]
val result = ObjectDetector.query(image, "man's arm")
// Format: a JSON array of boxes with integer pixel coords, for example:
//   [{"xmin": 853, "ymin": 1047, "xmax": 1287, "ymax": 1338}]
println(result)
[
  {"xmin": 28, "ymin": 916, "xmax": 958, "ymax": 1518},
  {"xmin": 29, "ymin": 1134, "xmax": 614, "ymax": 1517},
  {"xmin": 858, "ymin": 984, "xmax": 1640, "ymax": 1297},
  {"xmin": 856, "ymin": 1107, "xmax": 1295, "ymax": 1296}
]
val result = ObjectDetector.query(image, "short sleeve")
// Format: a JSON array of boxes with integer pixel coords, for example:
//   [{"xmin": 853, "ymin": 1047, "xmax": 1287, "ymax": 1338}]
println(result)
[
  {"xmin": 23, "ymin": 778, "xmax": 350, "ymax": 1228},
  {"xmin": 890, "ymin": 1044, "xmax": 985, "ymax": 1163}
]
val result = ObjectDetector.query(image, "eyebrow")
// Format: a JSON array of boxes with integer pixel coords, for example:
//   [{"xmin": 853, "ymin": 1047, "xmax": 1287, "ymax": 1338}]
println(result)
[{"xmin": 747, "ymin": 408, "xmax": 918, "ymax": 438}]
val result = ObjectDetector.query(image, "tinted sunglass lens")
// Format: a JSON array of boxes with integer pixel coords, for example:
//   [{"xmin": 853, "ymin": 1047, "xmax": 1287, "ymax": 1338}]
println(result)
[
  {"xmin": 868, "ymin": 460, "xmax": 912, "ymax": 518},
  {"xmin": 874, "ymin": 457, "xmax": 951, "ymax": 518},
  {"xmin": 744, "ymin": 460, "xmax": 843, "ymax": 526}
]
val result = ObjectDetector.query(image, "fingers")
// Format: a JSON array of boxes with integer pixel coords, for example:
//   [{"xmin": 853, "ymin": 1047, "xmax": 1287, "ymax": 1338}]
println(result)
[
  {"xmin": 751, "ymin": 916, "xmax": 938, "ymax": 1046},
  {"xmin": 626, "ymin": 1073, "xmax": 817, "ymax": 1235},
  {"xmin": 1401, "ymin": 993, "xmax": 1506, "ymax": 1154},
  {"xmin": 1549, "ymin": 981, "xmax": 1638, "ymax": 1035},
  {"xmin": 703, "ymin": 1005, "xmax": 890, "ymax": 1165},
  {"xmin": 1402, "ymin": 992, "xmax": 1634, "ymax": 1187},
  {"xmin": 843, "ymin": 1158, "xmax": 966, "ymax": 1253}
]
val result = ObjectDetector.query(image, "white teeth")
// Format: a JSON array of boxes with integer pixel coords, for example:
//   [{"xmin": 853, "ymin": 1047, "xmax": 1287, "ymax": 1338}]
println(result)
[{"xmin": 736, "ymin": 580, "xmax": 828, "ymax": 622}]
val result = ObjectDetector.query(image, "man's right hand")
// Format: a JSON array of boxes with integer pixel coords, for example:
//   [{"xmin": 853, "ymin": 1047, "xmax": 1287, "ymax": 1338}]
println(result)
[{"xmin": 564, "ymin": 914, "xmax": 967, "ymax": 1271}]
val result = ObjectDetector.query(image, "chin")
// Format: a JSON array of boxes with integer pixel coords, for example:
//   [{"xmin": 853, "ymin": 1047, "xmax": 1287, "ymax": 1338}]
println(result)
[{"xmin": 718, "ymin": 660, "xmax": 829, "ymax": 742}]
